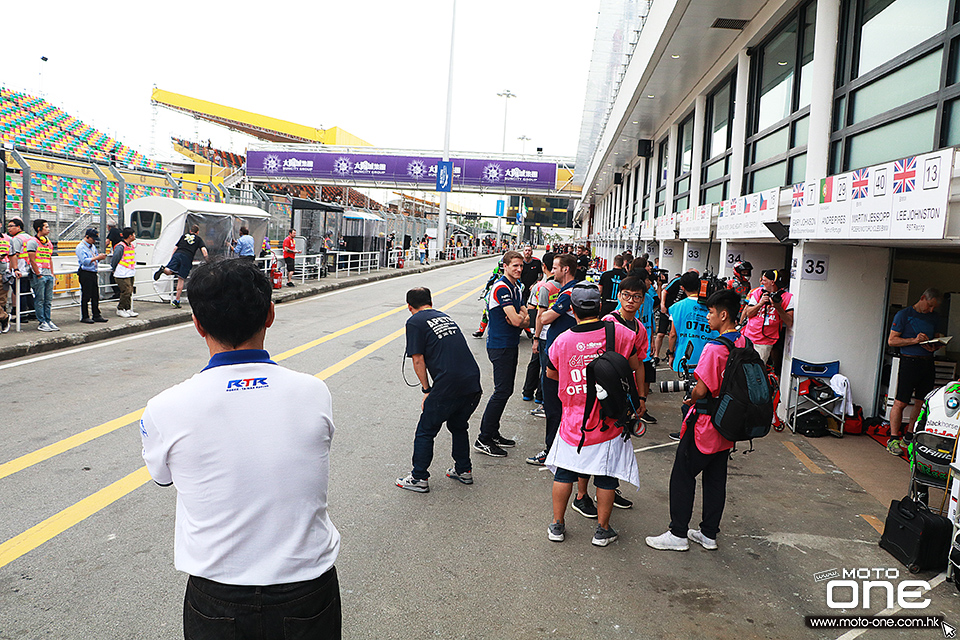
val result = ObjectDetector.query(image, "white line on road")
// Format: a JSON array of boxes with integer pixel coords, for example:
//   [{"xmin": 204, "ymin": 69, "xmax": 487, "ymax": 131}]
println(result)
[
  {"xmin": 635, "ymin": 441, "xmax": 679, "ymax": 453},
  {"xmin": 0, "ymin": 265, "xmax": 493, "ymax": 371}
]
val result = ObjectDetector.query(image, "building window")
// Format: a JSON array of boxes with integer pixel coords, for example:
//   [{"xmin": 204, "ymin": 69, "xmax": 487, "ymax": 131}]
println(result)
[
  {"xmin": 701, "ymin": 73, "xmax": 735, "ymax": 206},
  {"xmin": 832, "ymin": 0, "xmax": 955, "ymax": 171},
  {"xmin": 655, "ymin": 138, "xmax": 668, "ymax": 218},
  {"xmin": 745, "ymin": 1, "xmax": 816, "ymax": 193},
  {"xmin": 674, "ymin": 112, "xmax": 694, "ymax": 212}
]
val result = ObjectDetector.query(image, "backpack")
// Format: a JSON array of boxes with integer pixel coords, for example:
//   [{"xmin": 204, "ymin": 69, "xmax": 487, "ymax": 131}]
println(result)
[
  {"xmin": 578, "ymin": 322, "xmax": 643, "ymax": 453},
  {"xmin": 698, "ymin": 335, "xmax": 773, "ymax": 448}
]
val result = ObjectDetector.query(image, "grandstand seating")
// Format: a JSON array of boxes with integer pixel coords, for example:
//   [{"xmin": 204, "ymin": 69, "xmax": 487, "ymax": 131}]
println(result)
[{"xmin": 0, "ymin": 87, "xmax": 160, "ymax": 170}]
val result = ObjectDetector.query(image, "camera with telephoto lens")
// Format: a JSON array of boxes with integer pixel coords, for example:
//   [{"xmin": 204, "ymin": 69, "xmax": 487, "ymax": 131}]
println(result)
[{"xmin": 658, "ymin": 342, "xmax": 696, "ymax": 399}]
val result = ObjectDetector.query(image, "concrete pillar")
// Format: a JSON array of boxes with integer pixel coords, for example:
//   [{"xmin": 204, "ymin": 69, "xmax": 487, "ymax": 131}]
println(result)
[
  {"xmin": 805, "ymin": 0, "xmax": 841, "ymax": 182},
  {"xmin": 690, "ymin": 94, "xmax": 707, "ymax": 207},
  {"xmin": 729, "ymin": 49, "xmax": 751, "ymax": 198}
]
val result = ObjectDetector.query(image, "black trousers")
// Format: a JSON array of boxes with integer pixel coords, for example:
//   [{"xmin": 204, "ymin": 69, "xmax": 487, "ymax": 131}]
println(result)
[
  {"xmin": 668, "ymin": 418, "xmax": 729, "ymax": 540},
  {"xmin": 77, "ymin": 269, "xmax": 101, "ymax": 319},
  {"xmin": 478, "ymin": 347, "xmax": 518, "ymax": 442},
  {"xmin": 184, "ymin": 567, "xmax": 341, "ymax": 640}
]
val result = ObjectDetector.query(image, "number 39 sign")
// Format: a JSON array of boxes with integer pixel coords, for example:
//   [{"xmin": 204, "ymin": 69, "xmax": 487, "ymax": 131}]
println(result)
[{"xmin": 801, "ymin": 253, "xmax": 829, "ymax": 281}]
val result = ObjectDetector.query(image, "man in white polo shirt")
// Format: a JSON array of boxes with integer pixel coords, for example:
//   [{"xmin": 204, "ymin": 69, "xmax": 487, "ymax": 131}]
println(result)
[{"xmin": 140, "ymin": 258, "xmax": 341, "ymax": 639}]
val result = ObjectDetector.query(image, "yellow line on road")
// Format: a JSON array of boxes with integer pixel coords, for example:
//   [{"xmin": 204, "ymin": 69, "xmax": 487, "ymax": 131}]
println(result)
[
  {"xmin": 859, "ymin": 514, "xmax": 884, "ymax": 534},
  {"xmin": 0, "ymin": 409, "xmax": 144, "ymax": 481},
  {"xmin": 0, "ymin": 281, "xmax": 485, "ymax": 570},
  {"xmin": 314, "ymin": 284, "xmax": 483, "ymax": 380},
  {"xmin": 0, "ymin": 467, "xmax": 152, "ymax": 568},
  {"xmin": 273, "ymin": 270, "xmax": 486, "ymax": 361},
  {"xmin": 0, "ymin": 270, "xmax": 488, "ymax": 482},
  {"xmin": 783, "ymin": 441, "xmax": 826, "ymax": 474}
]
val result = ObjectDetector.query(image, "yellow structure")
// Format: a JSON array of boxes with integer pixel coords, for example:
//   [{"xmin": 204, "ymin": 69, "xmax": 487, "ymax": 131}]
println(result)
[{"xmin": 151, "ymin": 88, "xmax": 371, "ymax": 146}]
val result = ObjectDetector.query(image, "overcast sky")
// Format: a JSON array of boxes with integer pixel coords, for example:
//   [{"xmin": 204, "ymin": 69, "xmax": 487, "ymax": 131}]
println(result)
[
  {"xmin": 4, "ymin": 1, "xmax": 598, "ymax": 157},
  {"xmin": 3, "ymin": 1, "xmax": 599, "ymax": 216}
]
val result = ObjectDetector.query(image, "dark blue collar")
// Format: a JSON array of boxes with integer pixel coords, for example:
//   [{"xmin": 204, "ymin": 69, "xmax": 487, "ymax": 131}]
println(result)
[{"xmin": 202, "ymin": 349, "xmax": 277, "ymax": 371}]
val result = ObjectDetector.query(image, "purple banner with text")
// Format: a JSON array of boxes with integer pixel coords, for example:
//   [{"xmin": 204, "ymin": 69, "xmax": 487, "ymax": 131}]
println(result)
[{"xmin": 247, "ymin": 150, "xmax": 557, "ymax": 191}]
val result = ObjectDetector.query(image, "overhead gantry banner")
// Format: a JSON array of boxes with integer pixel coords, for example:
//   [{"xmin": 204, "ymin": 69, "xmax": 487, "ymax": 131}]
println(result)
[{"xmin": 246, "ymin": 149, "xmax": 558, "ymax": 193}]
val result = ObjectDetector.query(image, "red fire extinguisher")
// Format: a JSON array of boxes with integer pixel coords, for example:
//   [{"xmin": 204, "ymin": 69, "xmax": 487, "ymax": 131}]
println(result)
[{"xmin": 271, "ymin": 262, "xmax": 283, "ymax": 289}]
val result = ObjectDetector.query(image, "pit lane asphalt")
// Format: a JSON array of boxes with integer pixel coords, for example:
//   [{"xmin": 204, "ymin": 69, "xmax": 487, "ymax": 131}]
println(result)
[{"xmin": 0, "ymin": 255, "xmax": 956, "ymax": 639}]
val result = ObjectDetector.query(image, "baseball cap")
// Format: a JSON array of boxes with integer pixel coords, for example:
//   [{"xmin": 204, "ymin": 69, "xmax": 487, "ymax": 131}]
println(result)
[
  {"xmin": 84, "ymin": 228, "xmax": 99, "ymax": 239},
  {"xmin": 570, "ymin": 283, "xmax": 601, "ymax": 314}
]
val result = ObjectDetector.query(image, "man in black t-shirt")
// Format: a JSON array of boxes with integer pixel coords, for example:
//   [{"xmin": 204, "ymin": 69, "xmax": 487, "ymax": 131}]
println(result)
[
  {"xmin": 396, "ymin": 287, "xmax": 483, "ymax": 493},
  {"xmin": 598, "ymin": 254, "xmax": 627, "ymax": 317},
  {"xmin": 519, "ymin": 245, "xmax": 542, "ymax": 295},
  {"xmin": 576, "ymin": 247, "xmax": 590, "ymax": 281},
  {"xmin": 153, "ymin": 224, "xmax": 209, "ymax": 309}
]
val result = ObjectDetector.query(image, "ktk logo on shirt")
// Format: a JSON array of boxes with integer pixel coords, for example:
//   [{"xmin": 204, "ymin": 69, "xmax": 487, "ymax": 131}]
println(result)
[{"xmin": 226, "ymin": 378, "xmax": 269, "ymax": 392}]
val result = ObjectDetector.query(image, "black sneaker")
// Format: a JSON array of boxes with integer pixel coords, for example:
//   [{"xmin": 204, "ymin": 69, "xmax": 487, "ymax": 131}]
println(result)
[
  {"xmin": 640, "ymin": 411, "xmax": 658, "ymax": 425},
  {"xmin": 491, "ymin": 435, "xmax": 515, "ymax": 448},
  {"xmin": 668, "ymin": 431, "xmax": 681, "ymax": 441},
  {"xmin": 0, "ymin": 316, "xmax": 8, "ymax": 333},
  {"xmin": 153, "ymin": 266, "xmax": 165, "ymax": 281},
  {"xmin": 613, "ymin": 488, "xmax": 633, "ymax": 509},
  {"xmin": 572, "ymin": 494, "xmax": 598, "ymax": 519},
  {"xmin": 473, "ymin": 439, "xmax": 507, "ymax": 458},
  {"xmin": 592, "ymin": 524, "xmax": 619, "ymax": 547},
  {"xmin": 472, "ymin": 330, "xmax": 484, "ymax": 338},
  {"xmin": 525, "ymin": 449, "xmax": 547, "ymax": 466}
]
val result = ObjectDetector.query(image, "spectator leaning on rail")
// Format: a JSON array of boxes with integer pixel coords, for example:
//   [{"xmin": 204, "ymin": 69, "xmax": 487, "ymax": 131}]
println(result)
[
  {"xmin": 153, "ymin": 224, "xmax": 209, "ymax": 309},
  {"xmin": 886, "ymin": 288, "xmax": 946, "ymax": 456},
  {"xmin": 646, "ymin": 288, "xmax": 742, "ymax": 553},
  {"xmin": 545, "ymin": 283, "xmax": 642, "ymax": 547},
  {"xmin": 110, "ymin": 227, "xmax": 139, "ymax": 318},
  {"xmin": 140, "ymin": 258, "xmax": 342, "ymax": 639},
  {"xmin": 76, "ymin": 228, "xmax": 108, "ymax": 325},
  {"xmin": 474, "ymin": 250, "xmax": 529, "ymax": 458},
  {"xmin": 740, "ymin": 269, "xmax": 793, "ymax": 365},
  {"xmin": 396, "ymin": 287, "xmax": 483, "ymax": 492},
  {"xmin": 27, "ymin": 219, "xmax": 59, "ymax": 332}
]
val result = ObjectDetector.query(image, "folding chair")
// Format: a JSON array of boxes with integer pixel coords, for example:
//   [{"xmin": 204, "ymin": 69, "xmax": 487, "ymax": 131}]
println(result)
[{"xmin": 787, "ymin": 358, "xmax": 845, "ymax": 437}]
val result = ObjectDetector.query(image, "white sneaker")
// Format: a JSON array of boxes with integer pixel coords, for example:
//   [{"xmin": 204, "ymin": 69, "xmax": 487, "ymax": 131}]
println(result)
[
  {"xmin": 126, "ymin": 310, "xmax": 139, "ymax": 317},
  {"xmin": 47, "ymin": 321, "xmax": 60, "ymax": 331},
  {"xmin": 117, "ymin": 309, "xmax": 130, "ymax": 317},
  {"xmin": 687, "ymin": 529, "xmax": 718, "ymax": 550},
  {"xmin": 645, "ymin": 531, "xmax": 689, "ymax": 551},
  {"xmin": 38, "ymin": 322, "xmax": 54, "ymax": 332}
]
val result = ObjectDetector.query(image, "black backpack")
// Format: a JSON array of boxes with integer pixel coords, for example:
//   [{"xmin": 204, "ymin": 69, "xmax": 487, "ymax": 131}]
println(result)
[
  {"xmin": 697, "ymin": 335, "xmax": 773, "ymax": 448},
  {"xmin": 578, "ymin": 322, "xmax": 643, "ymax": 453}
]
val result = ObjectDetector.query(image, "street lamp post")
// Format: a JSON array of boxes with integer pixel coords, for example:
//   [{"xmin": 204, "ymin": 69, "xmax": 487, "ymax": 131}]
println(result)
[
  {"xmin": 497, "ymin": 89, "xmax": 516, "ymax": 153},
  {"xmin": 438, "ymin": 0, "xmax": 457, "ymax": 262},
  {"xmin": 517, "ymin": 135, "xmax": 531, "ymax": 154}
]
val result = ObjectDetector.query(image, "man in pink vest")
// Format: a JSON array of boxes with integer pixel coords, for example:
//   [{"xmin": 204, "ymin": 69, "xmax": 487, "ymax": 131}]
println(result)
[
  {"xmin": 545, "ymin": 283, "xmax": 643, "ymax": 547},
  {"xmin": 741, "ymin": 269, "xmax": 793, "ymax": 365},
  {"xmin": 646, "ymin": 288, "xmax": 742, "ymax": 552}
]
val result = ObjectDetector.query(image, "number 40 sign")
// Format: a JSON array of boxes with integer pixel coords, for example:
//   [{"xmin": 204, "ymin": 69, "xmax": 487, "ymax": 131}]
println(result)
[{"xmin": 801, "ymin": 253, "xmax": 829, "ymax": 281}]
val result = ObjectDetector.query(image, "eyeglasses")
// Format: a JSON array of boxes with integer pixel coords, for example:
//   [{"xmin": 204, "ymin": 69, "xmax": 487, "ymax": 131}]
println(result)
[{"xmin": 620, "ymin": 293, "xmax": 644, "ymax": 302}]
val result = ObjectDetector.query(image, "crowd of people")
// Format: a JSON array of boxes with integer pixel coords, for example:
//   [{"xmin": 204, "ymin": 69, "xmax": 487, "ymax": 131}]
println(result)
[{"xmin": 394, "ymin": 244, "xmax": 804, "ymax": 553}]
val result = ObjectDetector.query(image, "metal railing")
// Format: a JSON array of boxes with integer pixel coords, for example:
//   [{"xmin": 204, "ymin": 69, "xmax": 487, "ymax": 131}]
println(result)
[{"xmin": 2, "ymin": 247, "xmax": 495, "ymax": 332}]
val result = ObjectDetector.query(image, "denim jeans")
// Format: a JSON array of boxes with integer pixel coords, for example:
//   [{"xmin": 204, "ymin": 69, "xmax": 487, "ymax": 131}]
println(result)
[
  {"xmin": 30, "ymin": 274, "xmax": 54, "ymax": 325},
  {"xmin": 478, "ymin": 347, "xmax": 519, "ymax": 442},
  {"xmin": 542, "ymin": 372, "xmax": 561, "ymax": 451},
  {"xmin": 183, "ymin": 567, "xmax": 341, "ymax": 640},
  {"xmin": 412, "ymin": 391, "xmax": 482, "ymax": 479}
]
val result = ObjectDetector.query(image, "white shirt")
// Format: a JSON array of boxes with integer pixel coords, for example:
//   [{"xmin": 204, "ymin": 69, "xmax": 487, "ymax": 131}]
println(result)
[{"xmin": 141, "ymin": 350, "xmax": 340, "ymax": 585}]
